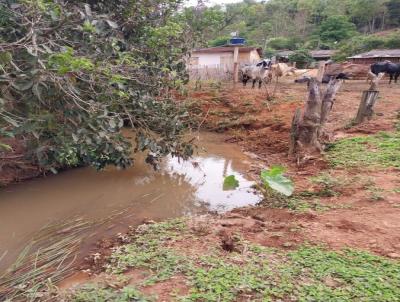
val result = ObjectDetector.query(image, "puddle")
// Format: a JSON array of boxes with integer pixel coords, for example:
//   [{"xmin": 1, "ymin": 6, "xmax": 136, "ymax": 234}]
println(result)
[{"xmin": 0, "ymin": 132, "xmax": 262, "ymax": 270}]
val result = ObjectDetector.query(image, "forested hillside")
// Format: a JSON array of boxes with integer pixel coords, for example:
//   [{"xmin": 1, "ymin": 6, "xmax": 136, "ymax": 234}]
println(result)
[{"xmin": 183, "ymin": 0, "xmax": 400, "ymax": 60}]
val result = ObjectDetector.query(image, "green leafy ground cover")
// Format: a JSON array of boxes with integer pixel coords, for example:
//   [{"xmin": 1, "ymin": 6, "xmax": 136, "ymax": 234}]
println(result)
[
  {"xmin": 67, "ymin": 219, "xmax": 400, "ymax": 302},
  {"xmin": 326, "ymin": 132, "xmax": 400, "ymax": 168}
]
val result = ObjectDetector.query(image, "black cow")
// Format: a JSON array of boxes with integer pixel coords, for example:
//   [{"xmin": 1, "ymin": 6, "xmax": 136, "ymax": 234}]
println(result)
[
  {"xmin": 322, "ymin": 72, "xmax": 350, "ymax": 84},
  {"xmin": 371, "ymin": 61, "xmax": 400, "ymax": 84}
]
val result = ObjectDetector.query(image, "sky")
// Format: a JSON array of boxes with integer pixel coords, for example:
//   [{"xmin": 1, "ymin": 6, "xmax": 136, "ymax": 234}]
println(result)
[{"xmin": 184, "ymin": 0, "xmax": 245, "ymax": 7}]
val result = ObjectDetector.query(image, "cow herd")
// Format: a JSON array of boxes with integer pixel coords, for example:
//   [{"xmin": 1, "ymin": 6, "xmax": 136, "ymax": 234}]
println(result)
[{"xmin": 240, "ymin": 59, "xmax": 400, "ymax": 89}]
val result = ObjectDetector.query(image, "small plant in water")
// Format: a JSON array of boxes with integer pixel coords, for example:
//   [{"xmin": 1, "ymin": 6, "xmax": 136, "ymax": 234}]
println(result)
[
  {"xmin": 223, "ymin": 175, "xmax": 239, "ymax": 191},
  {"xmin": 260, "ymin": 166, "xmax": 294, "ymax": 197}
]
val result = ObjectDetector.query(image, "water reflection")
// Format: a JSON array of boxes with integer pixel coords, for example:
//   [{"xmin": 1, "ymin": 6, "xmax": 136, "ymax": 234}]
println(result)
[{"xmin": 166, "ymin": 156, "xmax": 259, "ymax": 212}]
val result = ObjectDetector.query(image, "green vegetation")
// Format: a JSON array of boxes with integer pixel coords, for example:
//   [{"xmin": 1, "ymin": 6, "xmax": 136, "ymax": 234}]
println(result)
[
  {"xmin": 70, "ymin": 285, "xmax": 151, "ymax": 302},
  {"xmin": 183, "ymin": 0, "xmax": 400, "ymax": 58},
  {"xmin": 317, "ymin": 15, "xmax": 357, "ymax": 43},
  {"xmin": 262, "ymin": 195, "xmax": 336, "ymax": 212},
  {"xmin": 288, "ymin": 49, "xmax": 314, "ymax": 68},
  {"xmin": 260, "ymin": 166, "xmax": 294, "ymax": 197},
  {"xmin": 107, "ymin": 219, "xmax": 187, "ymax": 280},
  {"xmin": 310, "ymin": 172, "xmax": 347, "ymax": 197},
  {"xmin": 67, "ymin": 219, "xmax": 400, "ymax": 302},
  {"xmin": 396, "ymin": 111, "xmax": 400, "ymax": 131},
  {"xmin": 223, "ymin": 175, "xmax": 239, "ymax": 191},
  {"xmin": 334, "ymin": 31, "xmax": 400, "ymax": 61},
  {"xmin": 0, "ymin": 0, "xmax": 193, "ymax": 173},
  {"xmin": 326, "ymin": 132, "xmax": 400, "ymax": 168}
]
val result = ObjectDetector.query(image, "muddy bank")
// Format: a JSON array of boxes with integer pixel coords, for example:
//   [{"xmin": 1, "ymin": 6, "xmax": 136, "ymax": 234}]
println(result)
[{"xmin": 0, "ymin": 138, "xmax": 43, "ymax": 187}]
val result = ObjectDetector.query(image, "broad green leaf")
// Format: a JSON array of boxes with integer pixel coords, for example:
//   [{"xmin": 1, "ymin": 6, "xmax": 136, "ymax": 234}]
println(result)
[
  {"xmin": 260, "ymin": 166, "xmax": 294, "ymax": 196},
  {"xmin": 223, "ymin": 175, "xmax": 239, "ymax": 191}
]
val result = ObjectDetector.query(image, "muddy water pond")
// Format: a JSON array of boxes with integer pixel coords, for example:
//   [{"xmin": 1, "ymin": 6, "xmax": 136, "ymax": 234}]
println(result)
[{"xmin": 0, "ymin": 132, "xmax": 262, "ymax": 271}]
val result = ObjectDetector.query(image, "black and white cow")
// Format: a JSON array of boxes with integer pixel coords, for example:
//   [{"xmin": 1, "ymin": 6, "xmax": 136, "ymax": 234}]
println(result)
[{"xmin": 241, "ymin": 59, "xmax": 273, "ymax": 88}]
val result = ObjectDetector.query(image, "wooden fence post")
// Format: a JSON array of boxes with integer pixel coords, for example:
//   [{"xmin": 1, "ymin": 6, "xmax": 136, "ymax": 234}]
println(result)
[
  {"xmin": 233, "ymin": 46, "xmax": 239, "ymax": 84},
  {"xmin": 316, "ymin": 61, "xmax": 326, "ymax": 82},
  {"xmin": 354, "ymin": 72, "xmax": 384, "ymax": 124},
  {"xmin": 355, "ymin": 90, "xmax": 380, "ymax": 124}
]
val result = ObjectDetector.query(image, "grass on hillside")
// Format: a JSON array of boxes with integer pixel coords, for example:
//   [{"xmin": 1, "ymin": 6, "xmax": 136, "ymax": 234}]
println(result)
[{"xmin": 66, "ymin": 219, "xmax": 400, "ymax": 302}]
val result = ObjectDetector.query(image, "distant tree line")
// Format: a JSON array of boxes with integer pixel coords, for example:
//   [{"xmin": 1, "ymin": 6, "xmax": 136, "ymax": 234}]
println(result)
[{"xmin": 181, "ymin": 0, "xmax": 400, "ymax": 61}]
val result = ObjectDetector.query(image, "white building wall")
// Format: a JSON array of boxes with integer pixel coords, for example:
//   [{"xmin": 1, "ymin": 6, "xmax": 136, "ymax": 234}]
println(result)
[{"xmin": 197, "ymin": 53, "xmax": 222, "ymax": 66}]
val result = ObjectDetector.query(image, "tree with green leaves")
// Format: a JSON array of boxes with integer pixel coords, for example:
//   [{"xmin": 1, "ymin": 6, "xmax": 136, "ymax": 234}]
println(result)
[
  {"xmin": 318, "ymin": 15, "xmax": 357, "ymax": 44},
  {"xmin": 0, "ymin": 0, "xmax": 194, "ymax": 173}
]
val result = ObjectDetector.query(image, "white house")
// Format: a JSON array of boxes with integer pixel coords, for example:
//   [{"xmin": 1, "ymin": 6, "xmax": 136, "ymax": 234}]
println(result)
[{"xmin": 189, "ymin": 45, "xmax": 263, "ymax": 68}]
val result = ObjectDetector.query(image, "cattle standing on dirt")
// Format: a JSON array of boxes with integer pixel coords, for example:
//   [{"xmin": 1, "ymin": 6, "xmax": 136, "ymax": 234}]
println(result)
[
  {"xmin": 241, "ymin": 59, "xmax": 272, "ymax": 88},
  {"xmin": 370, "ymin": 61, "xmax": 400, "ymax": 84}
]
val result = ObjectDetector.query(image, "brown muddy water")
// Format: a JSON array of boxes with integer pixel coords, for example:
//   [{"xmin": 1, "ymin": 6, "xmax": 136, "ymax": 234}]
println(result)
[{"xmin": 0, "ymin": 132, "xmax": 262, "ymax": 271}]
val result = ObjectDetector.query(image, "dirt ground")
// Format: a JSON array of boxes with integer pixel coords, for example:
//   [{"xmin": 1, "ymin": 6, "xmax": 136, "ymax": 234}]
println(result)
[
  {"xmin": 182, "ymin": 78, "xmax": 400, "ymax": 257},
  {"xmin": 4, "ymin": 77, "xmax": 400, "ymax": 300}
]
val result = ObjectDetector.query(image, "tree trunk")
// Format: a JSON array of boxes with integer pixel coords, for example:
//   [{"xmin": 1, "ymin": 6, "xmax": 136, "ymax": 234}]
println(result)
[
  {"xmin": 354, "ymin": 72, "xmax": 384, "ymax": 124},
  {"xmin": 290, "ymin": 78, "xmax": 343, "ymax": 162},
  {"xmin": 289, "ymin": 108, "xmax": 301, "ymax": 157},
  {"xmin": 297, "ymin": 79, "xmax": 323, "ymax": 153}
]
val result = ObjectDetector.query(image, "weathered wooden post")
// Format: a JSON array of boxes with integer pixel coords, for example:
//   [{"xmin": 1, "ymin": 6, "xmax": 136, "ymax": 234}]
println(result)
[
  {"xmin": 316, "ymin": 61, "xmax": 326, "ymax": 82},
  {"xmin": 233, "ymin": 46, "xmax": 239, "ymax": 84},
  {"xmin": 354, "ymin": 72, "xmax": 385, "ymax": 124}
]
